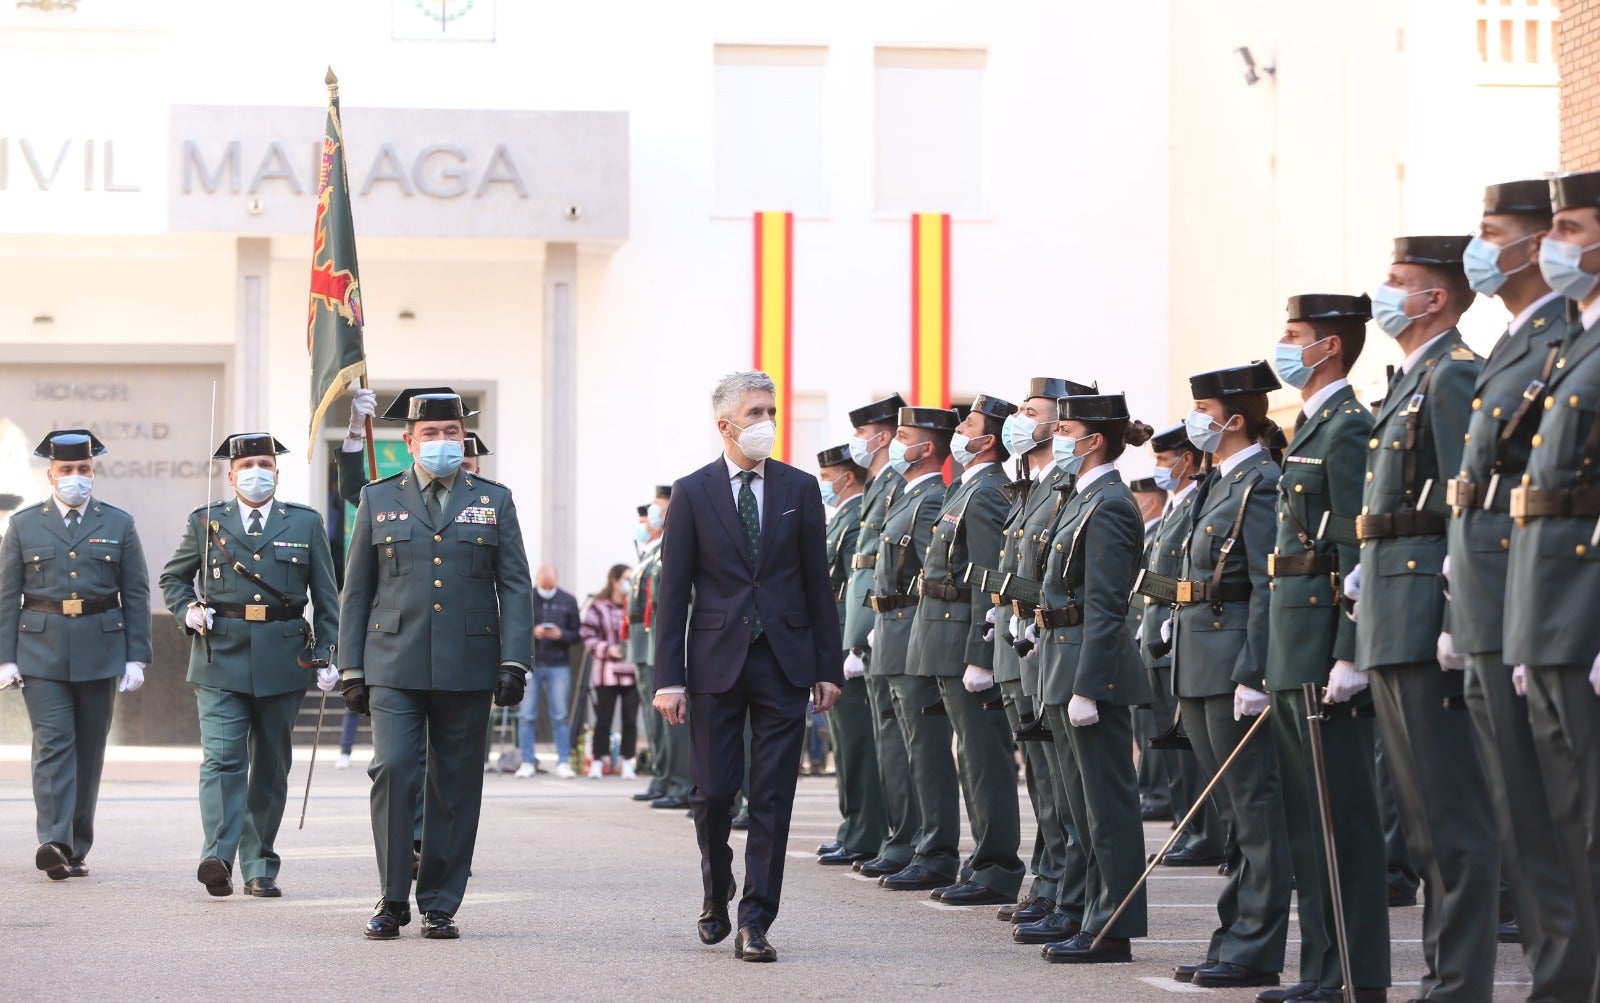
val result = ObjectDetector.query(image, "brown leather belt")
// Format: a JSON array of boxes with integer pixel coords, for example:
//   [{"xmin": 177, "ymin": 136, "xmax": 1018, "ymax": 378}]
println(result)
[
  {"xmin": 867, "ymin": 594, "xmax": 917, "ymax": 613},
  {"xmin": 21, "ymin": 595, "xmax": 119, "ymax": 617},
  {"xmin": 1267, "ymin": 552, "xmax": 1337, "ymax": 578},
  {"xmin": 1034, "ymin": 606, "xmax": 1083, "ymax": 629},
  {"xmin": 1171, "ymin": 581, "xmax": 1252, "ymax": 606},
  {"xmin": 1355, "ymin": 510, "xmax": 1446, "ymax": 540},
  {"xmin": 1510, "ymin": 485, "xmax": 1600, "ymax": 519},
  {"xmin": 212, "ymin": 601, "xmax": 307, "ymax": 623},
  {"xmin": 1446, "ymin": 477, "xmax": 1511, "ymax": 514},
  {"xmin": 850, "ymin": 554, "xmax": 877, "ymax": 570},
  {"xmin": 918, "ymin": 579, "xmax": 971, "ymax": 603}
]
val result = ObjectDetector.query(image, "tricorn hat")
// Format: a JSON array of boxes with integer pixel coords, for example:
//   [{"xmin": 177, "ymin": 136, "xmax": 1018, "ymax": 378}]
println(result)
[
  {"xmin": 1286, "ymin": 293, "xmax": 1372, "ymax": 323},
  {"xmin": 1128, "ymin": 476, "xmax": 1165, "ymax": 495},
  {"xmin": 1150, "ymin": 424, "xmax": 1189, "ymax": 453},
  {"xmin": 897, "ymin": 407, "xmax": 959, "ymax": 433},
  {"xmin": 1026, "ymin": 376, "xmax": 1097, "ymax": 401},
  {"xmin": 817, "ymin": 444, "xmax": 854, "ymax": 468},
  {"xmin": 1057, "ymin": 393, "xmax": 1130, "ymax": 423},
  {"xmin": 636, "ymin": 504, "xmax": 650, "ymax": 518},
  {"xmin": 1550, "ymin": 171, "xmax": 1600, "ymax": 213},
  {"xmin": 1392, "ymin": 235, "xmax": 1470, "ymax": 269},
  {"xmin": 970, "ymin": 394, "xmax": 1018, "ymax": 421},
  {"xmin": 462, "ymin": 432, "xmax": 492, "ymax": 458},
  {"xmin": 848, "ymin": 393, "xmax": 908, "ymax": 428},
  {"xmin": 1483, "ymin": 179, "xmax": 1552, "ymax": 217},
  {"xmin": 654, "ymin": 484, "xmax": 672, "ymax": 500},
  {"xmin": 1189, "ymin": 361, "xmax": 1282, "ymax": 399},
  {"xmin": 381, "ymin": 387, "xmax": 479, "ymax": 422},
  {"xmin": 213, "ymin": 433, "xmax": 289, "ymax": 460},
  {"xmin": 33, "ymin": 429, "xmax": 107, "ymax": 461}
]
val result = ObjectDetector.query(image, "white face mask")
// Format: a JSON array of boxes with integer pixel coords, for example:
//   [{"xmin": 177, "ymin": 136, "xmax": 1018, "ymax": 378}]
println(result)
[
  {"xmin": 536, "ymin": 586, "xmax": 557, "ymax": 600},
  {"xmin": 729, "ymin": 419, "xmax": 776, "ymax": 462},
  {"xmin": 54, "ymin": 474, "xmax": 93, "ymax": 508},
  {"xmin": 234, "ymin": 467, "xmax": 276, "ymax": 505}
]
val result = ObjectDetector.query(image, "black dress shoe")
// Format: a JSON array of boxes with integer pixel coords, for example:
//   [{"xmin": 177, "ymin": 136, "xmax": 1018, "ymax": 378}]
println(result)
[
  {"xmin": 734, "ymin": 925, "xmax": 776, "ymax": 962},
  {"xmin": 364, "ymin": 899, "xmax": 411, "ymax": 940},
  {"xmin": 1013, "ymin": 911, "xmax": 1080, "ymax": 944},
  {"xmin": 1192, "ymin": 962, "xmax": 1280, "ymax": 988},
  {"xmin": 816, "ymin": 841, "xmax": 842, "ymax": 855},
  {"xmin": 854, "ymin": 857, "xmax": 902, "ymax": 878},
  {"xmin": 879, "ymin": 864, "xmax": 950, "ymax": 891},
  {"xmin": 632, "ymin": 790, "xmax": 660, "ymax": 802},
  {"xmin": 421, "ymin": 911, "xmax": 459, "ymax": 939},
  {"xmin": 997, "ymin": 896, "xmax": 1032, "ymax": 921},
  {"xmin": 1141, "ymin": 803, "xmax": 1173, "ymax": 822},
  {"xmin": 243, "ymin": 877, "xmax": 281, "ymax": 898},
  {"xmin": 35, "ymin": 842, "xmax": 70, "ymax": 881},
  {"xmin": 1042, "ymin": 931, "xmax": 1132, "ymax": 964},
  {"xmin": 1010, "ymin": 896, "xmax": 1055, "ymax": 924},
  {"xmin": 817, "ymin": 848, "xmax": 872, "ymax": 866},
  {"xmin": 698, "ymin": 892, "xmax": 733, "ymax": 945},
  {"xmin": 1300, "ymin": 989, "xmax": 1388, "ymax": 1003},
  {"xmin": 1387, "ymin": 886, "xmax": 1417, "ymax": 907},
  {"xmin": 1173, "ymin": 958, "xmax": 1218, "ymax": 983},
  {"xmin": 939, "ymin": 883, "xmax": 1014, "ymax": 907},
  {"xmin": 196, "ymin": 856, "xmax": 233, "ymax": 897},
  {"xmin": 729, "ymin": 812, "xmax": 750, "ymax": 831},
  {"xmin": 930, "ymin": 881, "xmax": 967, "ymax": 900},
  {"xmin": 1256, "ymin": 980, "xmax": 1316, "ymax": 1002},
  {"xmin": 66, "ymin": 859, "xmax": 89, "ymax": 878},
  {"xmin": 651, "ymin": 795, "xmax": 690, "ymax": 809},
  {"xmin": 1218, "ymin": 861, "xmax": 1234, "ymax": 875},
  {"xmin": 1498, "ymin": 918, "xmax": 1521, "ymax": 943},
  {"xmin": 1160, "ymin": 847, "xmax": 1225, "ymax": 867}
]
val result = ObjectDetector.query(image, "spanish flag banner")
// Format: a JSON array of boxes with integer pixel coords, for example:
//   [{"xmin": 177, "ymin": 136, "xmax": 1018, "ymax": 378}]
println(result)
[
  {"xmin": 753, "ymin": 211, "xmax": 794, "ymax": 462},
  {"xmin": 911, "ymin": 213, "xmax": 952, "ymax": 408}
]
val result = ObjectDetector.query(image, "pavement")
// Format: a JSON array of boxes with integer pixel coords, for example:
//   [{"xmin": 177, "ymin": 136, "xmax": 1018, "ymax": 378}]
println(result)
[{"xmin": 0, "ymin": 744, "xmax": 1533, "ymax": 1001}]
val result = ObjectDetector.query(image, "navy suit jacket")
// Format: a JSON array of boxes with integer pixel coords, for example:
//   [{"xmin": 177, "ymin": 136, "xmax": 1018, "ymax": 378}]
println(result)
[{"xmin": 654, "ymin": 456, "xmax": 844, "ymax": 694}]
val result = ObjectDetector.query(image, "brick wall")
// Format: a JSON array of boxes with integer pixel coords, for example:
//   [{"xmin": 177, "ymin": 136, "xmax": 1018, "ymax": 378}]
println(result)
[{"xmin": 1561, "ymin": 0, "xmax": 1600, "ymax": 169}]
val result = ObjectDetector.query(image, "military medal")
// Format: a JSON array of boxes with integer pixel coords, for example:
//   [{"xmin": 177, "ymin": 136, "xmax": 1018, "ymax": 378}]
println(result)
[
  {"xmin": 377, "ymin": 514, "xmax": 386, "ymax": 522},
  {"xmin": 399, "ymin": 512, "xmax": 408, "ymax": 520}
]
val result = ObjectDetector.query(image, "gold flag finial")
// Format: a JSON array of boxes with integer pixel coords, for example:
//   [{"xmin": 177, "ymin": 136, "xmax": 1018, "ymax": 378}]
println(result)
[{"xmin": 325, "ymin": 67, "xmax": 338, "ymax": 94}]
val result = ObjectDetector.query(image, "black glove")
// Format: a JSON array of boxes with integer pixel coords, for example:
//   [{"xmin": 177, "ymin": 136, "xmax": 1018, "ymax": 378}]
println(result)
[
  {"xmin": 341, "ymin": 678, "xmax": 370, "ymax": 716},
  {"xmin": 1012, "ymin": 635, "xmax": 1034, "ymax": 658},
  {"xmin": 1148, "ymin": 639, "xmax": 1172, "ymax": 660},
  {"xmin": 492, "ymin": 666, "xmax": 525, "ymax": 708}
]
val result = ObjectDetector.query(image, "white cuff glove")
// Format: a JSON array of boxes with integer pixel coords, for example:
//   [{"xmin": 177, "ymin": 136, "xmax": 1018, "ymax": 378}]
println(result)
[
  {"xmin": 962, "ymin": 665, "xmax": 993, "ymax": 693},
  {"xmin": 1159, "ymin": 617, "xmax": 1172, "ymax": 644},
  {"xmin": 843, "ymin": 652, "xmax": 866, "ymax": 679},
  {"xmin": 1440, "ymin": 554, "xmax": 1451, "ymax": 584},
  {"xmin": 119, "ymin": 662, "xmax": 145, "ymax": 693},
  {"xmin": 866, "ymin": 628, "xmax": 875, "ymax": 650},
  {"xmin": 1512, "ymin": 664, "xmax": 1529, "ymax": 697},
  {"xmin": 1067, "ymin": 694, "xmax": 1099, "ymax": 727},
  {"xmin": 0, "ymin": 662, "xmax": 21, "ymax": 689},
  {"xmin": 1343, "ymin": 564, "xmax": 1362, "ymax": 601},
  {"xmin": 1436, "ymin": 632, "xmax": 1466, "ymax": 671},
  {"xmin": 1324, "ymin": 659, "xmax": 1367, "ymax": 703},
  {"xmin": 983, "ymin": 606, "xmax": 996, "ymax": 642},
  {"xmin": 1233, "ymin": 684, "xmax": 1269, "ymax": 721},
  {"xmin": 185, "ymin": 605, "xmax": 214, "ymax": 632},
  {"xmin": 347, "ymin": 387, "xmax": 377, "ymax": 436},
  {"xmin": 316, "ymin": 665, "xmax": 340, "ymax": 692},
  {"xmin": 1590, "ymin": 652, "xmax": 1600, "ymax": 697},
  {"xmin": 1009, "ymin": 614, "xmax": 1023, "ymax": 640}
]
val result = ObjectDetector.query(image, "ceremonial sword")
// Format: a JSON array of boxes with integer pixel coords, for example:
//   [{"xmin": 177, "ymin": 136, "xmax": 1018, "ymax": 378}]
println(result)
[{"xmin": 1304, "ymin": 682, "xmax": 1356, "ymax": 1003}]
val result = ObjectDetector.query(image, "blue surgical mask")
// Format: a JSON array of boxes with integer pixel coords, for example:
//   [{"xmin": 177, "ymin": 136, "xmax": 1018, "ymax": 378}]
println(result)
[
  {"xmin": 54, "ymin": 474, "xmax": 92, "ymax": 508},
  {"xmin": 1001, "ymin": 413, "xmax": 1039, "ymax": 456},
  {"xmin": 1051, "ymin": 435, "xmax": 1084, "ymax": 476},
  {"xmin": 1185, "ymin": 410, "xmax": 1225, "ymax": 454},
  {"xmin": 633, "ymin": 523, "xmax": 650, "ymax": 545},
  {"xmin": 1539, "ymin": 236, "xmax": 1600, "ymax": 302},
  {"xmin": 949, "ymin": 432, "xmax": 984, "ymax": 467},
  {"xmin": 647, "ymin": 502, "xmax": 664, "ymax": 531},
  {"xmin": 1371, "ymin": 283, "xmax": 1437, "ymax": 339},
  {"xmin": 417, "ymin": 439, "xmax": 464, "ymax": 478},
  {"xmin": 234, "ymin": 467, "xmax": 276, "ymax": 505},
  {"xmin": 819, "ymin": 478, "xmax": 838, "ymax": 507},
  {"xmin": 887, "ymin": 439, "xmax": 913, "ymax": 476},
  {"xmin": 1152, "ymin": 463, "xmax": 1183, "ymax": 492},
  {"xmin": 848, "ymin": 433, "xmax": 879, "ymax": 467},
  {"xmin": 1463, "ymin": 233, "xmax": 1533, "ymax": 296},
  {"xmin": 1273, "ymin": 341, "xmax": 1329, "ymax": 390}
]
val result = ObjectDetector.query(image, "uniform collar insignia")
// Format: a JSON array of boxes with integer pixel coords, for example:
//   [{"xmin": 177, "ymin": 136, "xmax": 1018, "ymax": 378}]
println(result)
[{"xmin": 1534, "ymin": 317, "xmax": 1547, "ymax": 329}]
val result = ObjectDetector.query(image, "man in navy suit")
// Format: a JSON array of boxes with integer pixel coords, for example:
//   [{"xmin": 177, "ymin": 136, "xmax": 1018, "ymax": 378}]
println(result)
[{"xmin": 653, "ymin": 370, "xmax": 844, "ymax": 963}]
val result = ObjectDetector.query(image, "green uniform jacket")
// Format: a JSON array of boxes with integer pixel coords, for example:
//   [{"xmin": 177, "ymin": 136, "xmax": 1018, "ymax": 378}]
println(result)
[
  {"xmin": 627, "ymin": 541, "xmax": 663, "ymax": 665},
  {"xmin": 1125, "ymin": 526, "xmax": 1152, "ymax": 658},
  {"xmin": 159, "ymin": 499, "xmax": 339, "ymax": 698},
  {"xmin": 1013, "ymin": 467, "xmax": 1076, "ymax": 698},
  {"xmin": 1036, "ymin": 472, "xmax": 1151, "ymax": 707},
  {"xmin": 907, "ymin": 463, "xmax": 1008, "ymax": 676},
  {"xmin": 338, "ymin": 467, "xmax": 532, "ymax": 689},
  {"xmin": 1174, "ymin": 452, "xmax": 1280, "ymax": 698},
  {"xmin": 1138, "ymin": 487, "xmax": 1198, "ymax": 668},
  {"xmin": 1266, "ymin": 385, "xmax": 1372, "ymax": 688},
  {"xmin": 1449, "ymin": 296, "xmax": 1569, "ymax": 655},
  {"xmin": 1356, "ymin": 331, "xmax": 1480, "ymax": 671},
  {"xmin": 993, "ymin": 463, "xmax": 1068, "ymax": 685},
  {"xmin": 336, "ymin": 447, "xmax": 367, "ymax": 508},
  {"xmin": 825, "ymin": 494, "xmax": 864, "ymax": 635},
  {"xmin": 0, "ymin": 496, "xmax": 151, "ymax": 681},
  {"xmin": 870, "ymin": 473, "xmax": 945, "ymax": 677},
  {"xmin": 1505, "ymin": 320, "xmax": 1600, "ymax": 667},
  {"xmin": 843, "ymin": 469, "xmax": 902, "ymax": 651}
]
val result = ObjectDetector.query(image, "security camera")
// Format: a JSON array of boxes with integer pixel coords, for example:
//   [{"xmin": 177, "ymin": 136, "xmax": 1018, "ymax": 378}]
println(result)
[{"xmin": 1234, "ymin": 46, "xmax": 1274, "ymax": 87}]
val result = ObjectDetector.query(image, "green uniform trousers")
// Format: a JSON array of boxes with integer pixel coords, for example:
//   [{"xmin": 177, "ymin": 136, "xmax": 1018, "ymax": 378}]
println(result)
[
  {"xmin": 866, "ymin": 672, "xmax": 918, "ymax": 866},
  {"xmin": 369, "ymin": 686, "xmax": 491, "ymax": 914},
  {"xmin": 1269, "ymin": 689, "xmax": 1389, "ymax": 991},
  {"xmin": 1043, "ymin": 702, "xmax": 1146, "ymax": 939},
  {"xmin": 888, "ymin": 673, "xmax": 959, "ymax": 880},
  {"xmin": 1466, "ymin": 652, "xmax": 1596, "ymax": 1001},
  {"xmin": 1372, "ymin": 732, "xmax": 1420, "ymax": 900},
  {"xmin": 22, "ymin": 676, "xmax": 117, "ymax": 859},
  {"xmin": 1368, "ymin": 663, "xmax": 1498, "ymax": 1002},
  {"xmin": 1178, "ymin": 694, "xmax": 1291, "ymax": 973},
  {"xmin": 195, "ymin": 686, "xmax": 301, "ymax": 881},
  {"xmin": 636, "ymin": 663, "xmax": 667, "ymax": 797},
  {"xmin": 1151, "ymin": 664, "xmax": 1226, "ymax": 856},
  {"xmin": 827, "ymin": 675, "xmax": 885, "ymax": 854},
  {"xmin": 937, "ymin": 677, "xmax": 1023, "ymax": 897},
  {"xmin": 1135, "ymin": 704, "xmax": 1171, "ymax": 815},
  {"xmin": 1000, "ymin": 678, "xmax": 1074, "ymax": 904}
]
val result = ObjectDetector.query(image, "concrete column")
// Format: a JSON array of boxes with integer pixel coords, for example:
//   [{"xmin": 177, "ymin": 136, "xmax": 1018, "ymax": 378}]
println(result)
[
  {"xmin": 542, "ymin": 242, "xmax": 577, "ymax": 580},
  {"xmin": 235, "ymin": 237, "xmax": 270, "ymax": 430}
]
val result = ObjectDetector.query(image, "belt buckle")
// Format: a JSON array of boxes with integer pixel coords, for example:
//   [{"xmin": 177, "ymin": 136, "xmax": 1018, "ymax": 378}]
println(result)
[
  {"xmin": 1175, "ymin": 581, "xmax": 1193, "ymax": 605},
  {"xmin": 1266, "ymin": 554, "xmax": 1278, "ymax": 577},
  {"xmin": 1355, "ymin": 518, "xmax": 1367, "ymax": 542},
  {"xmin": 1508, "ymin": 488, "xmax": 1528, "ymax": 520},
  {"xmin": 245, "ymin": 604, "xmax": 268, "ymax": 622},
  {"xmin": 61, "ymin": 599, "xmax": 84, "ymax": 616},
  {"xmin": 1523, "ymin": 378, "xmax": 1547, "ymax": 403}
]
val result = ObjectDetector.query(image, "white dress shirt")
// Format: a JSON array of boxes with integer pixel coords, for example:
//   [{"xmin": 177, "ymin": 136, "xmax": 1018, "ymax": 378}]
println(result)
[
  {"xmin": 1582, "ymin": 296, "xmax": 1600, "ymax": 334},
  {"xmin": 1400, "ymin": 332, "xmax": 1449, "ymax": 375},
  {"xmin": 725, "ymin": 455, "xmax": 767, "ymax": 525},
  {"xmin": 1219, "ymin": 442, "xmax": 1264, "ymax": 477},
  {"xmin": 239, "ymin": 498, "xmax": 274, "ymax": 537},
  {"xmin": 1074, "ymin": 462, "xmax": 1115, "ymax": 494},
  {"xmin": 1510, "ymin": 290, "xmax": 1561, "ymax": 334},
  {"xmin": 1302, "ymin": 378, "xmax": 1350, "ymax": 420},
  {"xmin": 53, "ymin": 496, "xmax": 88, "ymax": 524}
]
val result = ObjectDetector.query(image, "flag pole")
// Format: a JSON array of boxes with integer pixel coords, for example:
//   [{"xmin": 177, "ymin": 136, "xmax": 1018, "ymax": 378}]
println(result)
[{"xmin": 323, "ymin": 67, "xmax": 378, "ymax": 484}]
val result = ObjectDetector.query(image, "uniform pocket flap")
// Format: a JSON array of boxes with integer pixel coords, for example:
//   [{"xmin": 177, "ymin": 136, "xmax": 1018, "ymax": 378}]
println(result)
[
  {"xmin": 273, "ymin": 546, "xmax": 310, "ymax": 564},
  {"xmin": 368, "ymin": 609, "xmax": 402, "ymax": 634},
  {"xmin": 18, "ymin": 612, "xmax": 45, "ymax": 633},
  {"xmin": 459, "ymin": 525, "xmax": 499, "ymax": 546},
  {"xmin": 1375, "ymin": 543, "xmax": 1443, "ymax": 577},
  {"xmin": 691, "ymin": 610, "xmax": 726, "ymax": 630},
  {"xmin": 375, "ymin": 521, "xmax": 413, "ymax": 542},
  {"xmin": 23, "ymin": 545, "xmax": 54, "ymax": 565},
  {"xmin": 89, "ymin": 544, "xmax": 120, "ymax": 565},
  {"xmin": 100, "ymin": 609, "xmax": 125, "ymax": 632}
]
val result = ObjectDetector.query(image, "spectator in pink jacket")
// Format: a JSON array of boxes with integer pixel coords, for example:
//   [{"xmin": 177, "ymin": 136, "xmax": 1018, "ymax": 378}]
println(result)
[{"xmin": 582, "ymin": 564, "xmax": 638, "ymax": 778}]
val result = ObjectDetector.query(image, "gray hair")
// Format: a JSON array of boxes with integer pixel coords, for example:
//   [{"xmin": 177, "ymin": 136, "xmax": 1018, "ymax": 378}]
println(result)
[{"xmin": 710, "ymin": 371, "xmax": 777, "ymax": 421}]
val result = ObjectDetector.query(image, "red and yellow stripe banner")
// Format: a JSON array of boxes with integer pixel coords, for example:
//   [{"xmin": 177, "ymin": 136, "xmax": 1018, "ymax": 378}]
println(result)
[
  {"xmin": 911, "ymin": 213, "xmax": 951, "ymax": 408},
  {"xmin": 753, "ymin": 211, "xmax": 794, "ymax": 462}
]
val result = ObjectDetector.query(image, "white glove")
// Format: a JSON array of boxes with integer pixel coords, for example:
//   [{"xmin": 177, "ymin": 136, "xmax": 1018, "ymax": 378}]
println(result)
[
  {"xmin": 1590, "ymin": 652, "xmax": 1600, "ymax": 698},
  {"xmin": 985, "ymin": 607, "xmax": 997, "ymax": 625},
  {"xmin": 316, "ymin": 666, "xmax": 340, "ymax": 692},
  {"xmin": 1233, "ymin": 684, "xmax": 1269, "ymax": 721},
  {"xmin": 843, "ymin": 652, "xmax": 866, "ymax": 679},
  {"xmin": 525, "ymin": 670, "xmax": 534, "ymax": 685},
  {"xmin": 1436, "ymin": 632, "xmax": 1466, "ymax": 671},
  {"xmin": 1512, "ymin": 664, "xmax": 1529, "ymax": 697},
  {"xmin": 1160, "ymin": 617, "xmax": 1172, "ymax": 644},
  {"xmin": 983, "ymin": 606, "xmax": 996, "ymax": 642},
  {"xmin": 119, "ymin": 662, "xmax": 145, "ymax": 693},
  {"xmin": 1324, "ymin": 660, "xmax": 1367, "ymax": 703},
  {"xmin": 347, "ymin": 387, "xmax": 377, "ymax": 437},
  {"xmin": 1009, "ymin": 614, "xmax": 1023, "ymax": 639},
  {"xmin": 1440, "ymin": 554, "xmax": 1451, "ymax": 584},
  {"xmin": 962, "ymin": 665, "xmax": 993, "ymax": 693},
  {"xmin": 1025, "ymin": 622, "xmax": 1039, "ymax": 643},
  {"xmin": 1343, "ymin": 565, "xmax": 1362, "ymax": 601},
  {"xmin": 1067, "ymin": 694, "xmax": 1099, "ymax": 727},
  {"xmin": 866, "ymin": 628, "xmax": 875, "ymax": 650},
  {"xmin": 0, "ymin": 662, "xmax": 20, "ymax": 689},
  {"xmin": 185, "ymin": 605, "xmax": 215, "ymax": 632}
]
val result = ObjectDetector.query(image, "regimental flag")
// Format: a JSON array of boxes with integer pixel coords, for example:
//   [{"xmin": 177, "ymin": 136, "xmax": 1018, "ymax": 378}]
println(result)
[
  {"xmin": 911, "ymin": 213, "xmax": 951, "ymax": 408},
  {"xmin": 307, "ymin": 69, "xmax": 368, "ymax": 454},
  {"xmin": 753, "ymin": 211, "xmax": 794, "ymax": 462}
]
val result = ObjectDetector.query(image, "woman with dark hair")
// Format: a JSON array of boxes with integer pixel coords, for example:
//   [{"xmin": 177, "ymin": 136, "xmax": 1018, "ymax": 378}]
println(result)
[
  {"xmin": 581, "ymin": 563, "xmax": 638, "ymax": 779},
  {"xmin": 1028, "ymin": 392, "xmax": 1155, "ymax": 965},
  {"xmin": 1165, "ymin": 361, "xmax": 1293, "ymax": 990}
]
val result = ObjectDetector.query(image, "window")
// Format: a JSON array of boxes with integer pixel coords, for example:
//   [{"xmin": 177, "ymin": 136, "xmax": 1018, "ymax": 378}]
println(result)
[
  {"xmin": 1476, "ymin": 0, "xmax": 1559, "ymax": 85},
  {"xmin": 875, "ymin": 47, "xmax": 986, "ymax": 213},
  {"xmin": 714, "ymin": 44, "xmax": 829, "ymax": 215}
]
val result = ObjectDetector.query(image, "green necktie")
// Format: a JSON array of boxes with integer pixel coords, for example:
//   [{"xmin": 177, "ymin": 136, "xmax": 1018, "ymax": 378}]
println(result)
[
  {"xmin": 426, "ymin": 480, "xmax": 446, "ymax": 522},
  {"xmin": 738, "ymin": 470, "xmax": 762, "ymax": 640},
  {"xmin": 65, "ymin": 509, "xmax": 79, "ymax": 530}
]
